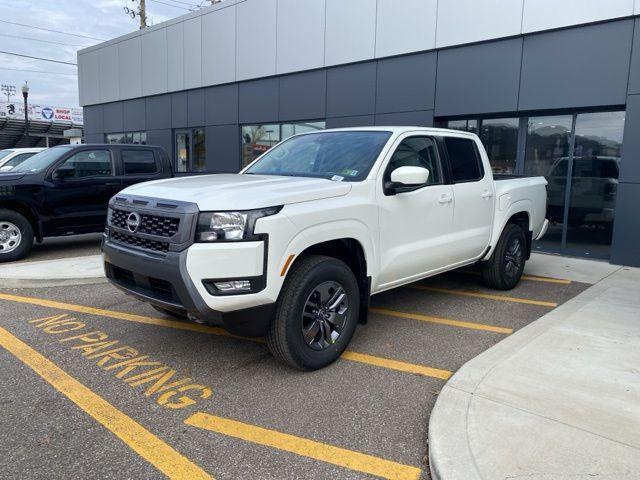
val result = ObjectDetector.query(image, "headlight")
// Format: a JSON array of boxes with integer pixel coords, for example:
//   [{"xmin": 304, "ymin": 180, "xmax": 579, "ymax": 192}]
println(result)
[{"xmin": 196, "ymin": 207, "xmax": 282, "ymax": 242}]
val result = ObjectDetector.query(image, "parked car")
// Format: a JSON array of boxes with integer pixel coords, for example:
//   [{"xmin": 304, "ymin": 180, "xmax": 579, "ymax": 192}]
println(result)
[
  {"xmin": 102, "ymin": 127, "xmax": 548, "ymax": 370},
  {"xmin": 0, "ymin": 144, "xmax": 172, "ymax": 262},
  {"xmin": 0, "ymin": 148, "xmax": 45, "ymax": 172}
]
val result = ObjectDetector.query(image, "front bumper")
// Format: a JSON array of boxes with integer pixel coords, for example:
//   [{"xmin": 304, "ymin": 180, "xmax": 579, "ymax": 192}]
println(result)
[{"xmin": 102, "ymin": 237, "xmax": 274, "ymax": 337}]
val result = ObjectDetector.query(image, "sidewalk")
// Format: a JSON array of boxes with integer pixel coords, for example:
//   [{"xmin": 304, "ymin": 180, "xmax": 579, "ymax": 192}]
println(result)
[
  {"xmin": 428, "ymin": 263, "xmax": 640, "ymax": 479},
  {"xmin": 0, "ymin": 254, "xmax": 106, "ymax": 288}
]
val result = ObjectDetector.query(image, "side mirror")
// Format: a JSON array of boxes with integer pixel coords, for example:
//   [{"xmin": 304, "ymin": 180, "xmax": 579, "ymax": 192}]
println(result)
[
  {"xmin": 53, "ymin": 164, "xmax": 76, "ymax": 179},
  {"xmin": 384, "ymin": 166, "xmax": 429, "ymax": 195}
]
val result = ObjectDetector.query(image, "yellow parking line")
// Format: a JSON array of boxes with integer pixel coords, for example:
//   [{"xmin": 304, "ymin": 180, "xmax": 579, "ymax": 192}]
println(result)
[
  {"xmin": 0, "ymin": 326, "xmax": 211, "ymax": 480},
  {"xmin": 521, "ymin": 274, "xmax": 572, "ymax": 285},
  {"xmin": 460, "ymin": 270, "xmax": 572, "ymax": 285},
  {"xmin": 0, "ymin": 292, "xmax": 449, "ymax": 380},
  {"xmin": 406, "ymin": 285, "xmax": 558, "ymax": 308},
  {"xmin": 185, "ymin": 412, "xmax": 421, "ymax": 480},
  {"xmin": 341, "ymin": 350, "xmax": 451, "ymax": 379},
  {"xmin": 370, "ymin": 307, "xmax": 513, "ymax": 334}
]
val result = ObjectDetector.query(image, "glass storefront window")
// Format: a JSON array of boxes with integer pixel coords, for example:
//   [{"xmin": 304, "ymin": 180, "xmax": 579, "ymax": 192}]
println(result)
[
  {"xmin": 446, "ymin": 119, "xmax": 479, "ymax": 134},
  {"xmin": 480, "ymin": 118, "xmax": 518, "ymax": 174},
  {"xmin": 241, "ymin": 121, "xmax": 326, "ymax": 168},
  {"xmin": 525, "ymin": 115, "xmax": 573, "ymax": 254},
  {"xmin": 105, "ymin": 131, "xmax": 146, "ymax": 145},
  {"xmin": 174, "ymin": 128, "xmax": 206, "ymax": 173},
  {"xmin": 565, "ymin": 112, "xmax": 624, "ymax": 258}
]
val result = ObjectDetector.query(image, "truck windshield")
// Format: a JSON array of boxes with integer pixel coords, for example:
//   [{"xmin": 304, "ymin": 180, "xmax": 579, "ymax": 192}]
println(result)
[
  {"xmin": 11, "ymin": 147, "xmax": 73, "ymax": 173},
  {"xmin": 0, "ymin": 150, "xmax": 14, "ymax": 161},
  {"xmin": 244, "ymin": 131, "xmax": 392, "ymax": 181}
]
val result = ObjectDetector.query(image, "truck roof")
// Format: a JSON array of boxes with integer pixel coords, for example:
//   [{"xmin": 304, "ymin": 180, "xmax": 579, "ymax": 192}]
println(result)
[{"xmin": 304, "ymin": 126, "xmax": 477, "ymax": 137}]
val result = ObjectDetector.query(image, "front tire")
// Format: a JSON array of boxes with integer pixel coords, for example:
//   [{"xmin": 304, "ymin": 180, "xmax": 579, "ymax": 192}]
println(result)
[
  {"xmin": 267, "ymin": 255, "xmax": 360, "ymax": 371},
  {"xmin": 0, "ymin": 210, "xmax": 34, "ymax": 263},
  {"xmin": 481, "ymin": 223, "xmax": 527, "ymax": 290}
]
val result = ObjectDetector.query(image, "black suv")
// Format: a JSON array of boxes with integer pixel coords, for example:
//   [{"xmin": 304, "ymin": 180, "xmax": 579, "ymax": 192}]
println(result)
[{"xmin": 0, "ymin": 144, "xmax": 172, "ymax": 262}]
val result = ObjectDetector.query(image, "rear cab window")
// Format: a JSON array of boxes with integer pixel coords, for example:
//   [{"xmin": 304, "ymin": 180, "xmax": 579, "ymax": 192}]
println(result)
[
  {"xmin": 122, "ymin": 149, "xmax": 159, "ymax": 176},
  {"xmin": 444, "ymin": 137, "xmax": 484, "ymax": 183}
]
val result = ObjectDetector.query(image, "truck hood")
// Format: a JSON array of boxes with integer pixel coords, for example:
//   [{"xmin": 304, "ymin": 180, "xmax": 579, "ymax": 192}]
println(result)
[
  {"xmin": 0, "ymin": 172, "xmax": 27, "ymax": 182},
  {"xmin": 120, "ymin": 174, "xmax": 352, "ymax": 210}
]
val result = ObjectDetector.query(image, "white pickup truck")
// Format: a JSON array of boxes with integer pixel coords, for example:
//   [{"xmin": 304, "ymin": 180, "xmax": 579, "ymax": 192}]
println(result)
[{"xmin": 102, "ymin": 127, "xmax": 548, "ymax": 370}]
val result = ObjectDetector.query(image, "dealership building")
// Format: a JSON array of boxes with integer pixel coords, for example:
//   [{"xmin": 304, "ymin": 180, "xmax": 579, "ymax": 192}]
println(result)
[{"xmin": 78, "ymin": 0, "xmax": 640, "ymax": 266}]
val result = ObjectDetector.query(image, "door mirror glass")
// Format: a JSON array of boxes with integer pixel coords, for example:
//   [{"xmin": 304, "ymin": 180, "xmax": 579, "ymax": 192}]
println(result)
[
  {"xmin": 53, "ymin": 164, "xmax": 76, "ymax": 179},
  {"xmin": 390, "ymin": 166, "xmax": 430, "ymax": 186}
]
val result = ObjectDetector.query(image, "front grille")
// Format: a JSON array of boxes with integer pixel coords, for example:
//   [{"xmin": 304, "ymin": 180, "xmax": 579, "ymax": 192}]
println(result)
[
  {"xmin": 110, "ymin": 208, "xmax": 180, "ymax": 238},
  {"xmin": 110, "ymin": 229, "xmax": 169, "ymax": 253}
]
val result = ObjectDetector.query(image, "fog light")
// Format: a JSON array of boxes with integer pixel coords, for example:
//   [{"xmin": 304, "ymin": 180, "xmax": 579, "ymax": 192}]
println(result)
[{"xmin": 213, "ymin": 280, "xmax": 252, "ymax": 293}]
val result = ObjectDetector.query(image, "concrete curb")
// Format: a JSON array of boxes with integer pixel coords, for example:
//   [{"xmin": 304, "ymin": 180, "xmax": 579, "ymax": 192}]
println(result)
[
  {"xmin": 0, "ymin": 255, "xmax": 107, "ymax": 289},
  {"xmin": 427, "ymin": 279, "xmax": 610, "ymax": 480}
]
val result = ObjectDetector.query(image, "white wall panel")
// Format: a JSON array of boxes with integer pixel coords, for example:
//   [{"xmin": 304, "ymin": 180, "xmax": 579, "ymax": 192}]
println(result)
[
  {"xmin": 375, "ymin": 0, "xmax": 437, "ymax": 57},
  {"xmin": 118, "ymin": 37, "xmax": 142, "ymax": 100},
  {"xmin": 141, "ymin": 28, "xmax": 168, "ymax": 96},
  {"xmin": 202, "ymin": 5, "xmax": 236, "ymax": 85},
  {"xmin": 98, "ymin": 46, "xmax": 119, "ymax": 103},
  {"xmin": 436, "ymin": 0, "xmax": 523, "ymax": 48},
  {"xmin": 325, "ymin": 0, "xmax": 376, "ymax": 66},
  {"xmin": 183, "ymin": 16, "xmax": 202, "ymax": 89},
  {"xmin": 237, "ymin": 0, "xmax": 277, "ymax": 80},
  {"xmin": 167, "ymin": 23, "xmax": 184, "ymax": 92},
  {"xmin": 276, "ymin": 0, "xmax": 325, "ymax": 74},
  {"xmin": 523, "ymin": 0, "xmax": 634, "ymax": 33},
  {"xmin": 636, "ymin": 0, "xmax": 640, "ymax": 14},
  {"xmin": 78, "ymin": 50, "xmax": 100, "ymax": 105}
]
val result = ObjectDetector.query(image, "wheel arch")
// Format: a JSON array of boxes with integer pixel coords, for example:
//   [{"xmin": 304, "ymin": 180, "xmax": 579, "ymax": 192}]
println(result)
[
  {"xmin": 0, "ymin": 201, "xmax": 41, "ymax": 241},
  {"xmin": 282, "ymin": 233, "xmax": 372, "ymax": 324},
  {"xmin": 485, "ymin": 203, "xmax": 533, "ymax": 261}
]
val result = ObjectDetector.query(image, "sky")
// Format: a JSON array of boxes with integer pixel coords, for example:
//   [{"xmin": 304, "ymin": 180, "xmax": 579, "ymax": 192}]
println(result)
[{"xmin": 0, "ymin": 0, "xmax": 208, "ymax": 108}]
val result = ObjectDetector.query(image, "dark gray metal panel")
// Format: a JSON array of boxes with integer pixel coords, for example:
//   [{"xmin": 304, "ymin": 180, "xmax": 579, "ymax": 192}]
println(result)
[
  {"xmin": 205, "ymin": 125, "xmax": 240, "ymax": 173},
  {"xmin": 519, "ymin": 20, "xmax": 634, "ymax": 111},
  {"xmin": 376, "ymin": 53, "xmax": 436, "ymax": 114},
  {"xmin": 171, "ymin": 92, "xmax": 188, "ymax": 128},
  {"xmin": 102, "ymin": 102, "xmax": 124, "ymax": 133},
  {"xmin": 279, "ymin": 70, "xmax": 326, "ymax": 122},
  {"xmin": 435, "ymin": 38, "xmax": 522, "ymax": 117},
  {"xmin": 239, "ymin": 78, "xmax": 279, "ymax": 124},
  {"xmin": 375, "ymin": 110, "xmax": 434, "ymax": 127},
  {"xmin": 187, "ymin": 89, "xmax": 205, "ymax": 127},
  {"xmin": 83, "ymin": 105, "xmax": 103, "ymax": 135},
  {"xmin": 123, "ymin": 98, "xmax": 146, "ymax": 132},
  {"xmin": 204, "ymin": 84, "xmax": 239, "ymax": 126},
  {"xmin": 146, "ymin": 129, "xmax": 173, "ymax": 158},
  {"xmin": 145, "ymin": 95, "xmax": 172, "ymax": 131},
  {"xmin": 326, "ymin": 115, "xmax": 375, "ymax": 128},
  {"xmin": 326, "ymin": 62, "xmax": 377, "ymax": 118},
  {"xmin": 611, "ymin": 182, "xmax": 640, "ymax": 267},
  {"xmin": 85, "ymin": 133, "xmax": 103, "ymax": 143},
  {"xmin": 619, "ymin": 94, "xmax": 640, "ymax": 183},
  {"xmin": 628, "ymin": 18, "xmax": 640, "ymax": 95}
]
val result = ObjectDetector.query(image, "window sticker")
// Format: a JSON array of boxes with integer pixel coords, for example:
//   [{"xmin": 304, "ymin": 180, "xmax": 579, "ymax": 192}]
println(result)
[{"xmin": 331, "ymin": 175, "xmax": 344, "ymax": 182}]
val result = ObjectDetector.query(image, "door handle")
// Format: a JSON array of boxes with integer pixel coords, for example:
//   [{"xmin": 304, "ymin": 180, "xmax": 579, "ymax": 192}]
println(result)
[
  {"xmin": 481, "ymin": 190, "xmax": 494, "ymax": 199},
  {"xmin": 105, "ymin": 182, "xmax": 120, "ymax": 187},
  {"xmin": 438, "ymin": 195, "xmax": 453, "ymax": 204}
]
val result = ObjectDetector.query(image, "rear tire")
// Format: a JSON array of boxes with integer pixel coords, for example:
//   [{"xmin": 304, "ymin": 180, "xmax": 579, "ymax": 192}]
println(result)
[
  {"xmin": 0, "ymin": 209, "xmax": 34, "ymax": 263},
  {"xmin": 267, "ymin": 255, "xmax": 360, "ymax": 371},
  {"xmin": 481, "ymin": 223, "xmax": 527, "ymax": 290}
]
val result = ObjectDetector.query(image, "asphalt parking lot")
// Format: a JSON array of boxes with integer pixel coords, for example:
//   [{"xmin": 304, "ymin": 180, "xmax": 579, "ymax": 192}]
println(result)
[{"xmin": 0, "ymin": 267, "xmax": 588, "ymax": 479}]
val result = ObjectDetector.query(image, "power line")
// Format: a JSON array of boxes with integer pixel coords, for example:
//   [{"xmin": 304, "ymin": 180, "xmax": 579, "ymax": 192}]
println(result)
[
  {"xmin": 162, "ymin": 0, "xmax": 201, "ymax": 7},
  {"xmin": 0, "ymin": 67, "xmax": 77, "ymax": 77},
  {"xmin": 0, "ymin": 19, "xmax": 106, "ymax": 42},
  {"xmin": 0, "ymin": 33, "xmax": 91, "ymax": 48},
  {"xmin": 148, "ymin": 0, "xmax": 193, "ymax": 11},
  {"xmin": 0, "ymin": 50, "xmax": 77, "ymax": 66}
]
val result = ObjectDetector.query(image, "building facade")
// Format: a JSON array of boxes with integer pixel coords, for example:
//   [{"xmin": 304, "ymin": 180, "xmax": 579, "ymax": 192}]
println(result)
[{"xmin": 78, "ymin": 0, "xmax": 640, "ymax": 267}]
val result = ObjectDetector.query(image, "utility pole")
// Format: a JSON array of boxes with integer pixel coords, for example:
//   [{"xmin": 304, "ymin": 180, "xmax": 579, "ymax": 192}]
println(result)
[
  {"xmin": 1, "ymin": 84, "xmax": 16, "ymax": 103},
  {"xmin": 138, "ymin": 0, "xmax": 147, "ymax": 29},
  {"xmin": 124, "ymin": 0, "xmax": 147, "ymax": 29}
]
